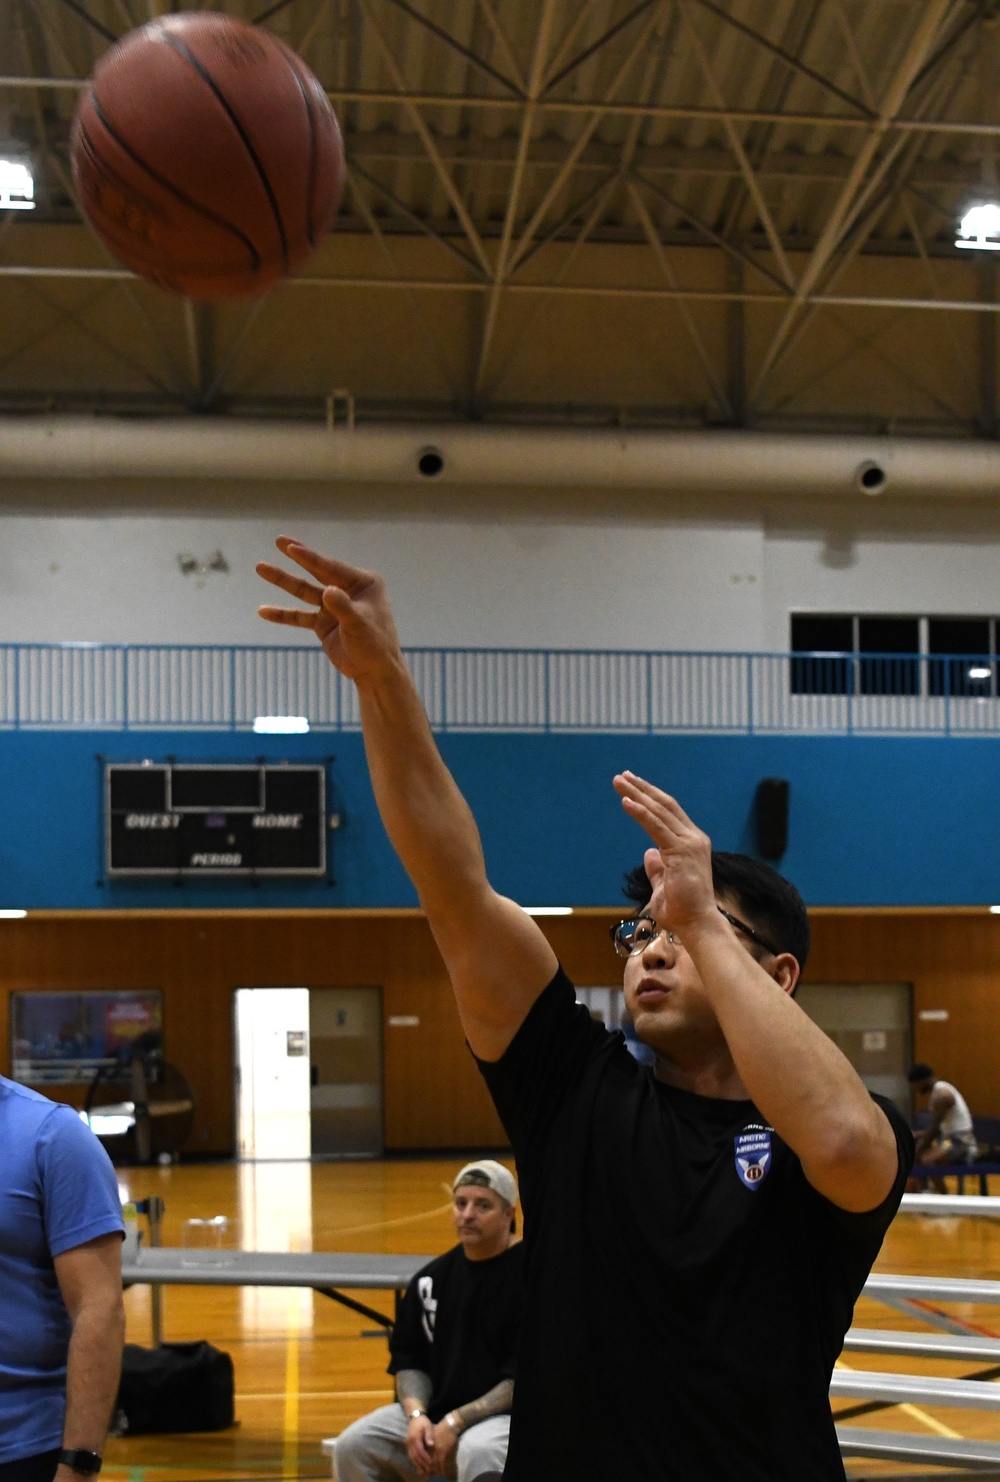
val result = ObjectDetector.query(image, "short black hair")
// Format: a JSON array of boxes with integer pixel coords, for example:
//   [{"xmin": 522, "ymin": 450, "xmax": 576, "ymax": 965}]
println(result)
[
  {"xmin": 908, "ymin": 1063, "xmax": 934, "ymax": 1084},
  {"xmin": 622, "ymin": 851, "xmax": 811, "ymax": 971}
]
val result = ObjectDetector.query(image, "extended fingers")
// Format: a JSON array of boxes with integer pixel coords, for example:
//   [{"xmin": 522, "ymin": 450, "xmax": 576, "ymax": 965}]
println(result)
[
  {"xmin": 256, "ymin": 560, "xmax": 325, "ymax": 607},
  {"xmin": 614, "ymin": 770, "xmax": 688, "ymax": 819},
  {"xmin": 275, "ymin": 536, "xmax": 375, "ymax": 592},
  {"xmin": 257, "ymin": 605, "xmax": 319, "ymax": 628}
]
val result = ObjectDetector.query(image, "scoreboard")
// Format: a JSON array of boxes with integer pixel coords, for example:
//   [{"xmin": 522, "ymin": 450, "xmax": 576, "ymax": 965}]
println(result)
[{"xmin": 106, "ymin": 763, "xmax": 326, "ymax": 878}]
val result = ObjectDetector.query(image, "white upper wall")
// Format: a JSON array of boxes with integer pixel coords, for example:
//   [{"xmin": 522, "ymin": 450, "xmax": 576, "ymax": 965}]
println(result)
[
  {"xmin": 762, "ymin": 502, "xmax": 1000, "ymax": 651},
  {"xmin": 1, "ymin": 483, "xmax": 998, "ymax": 652},
  {"xmin": 0, "ymin": 498, "xmax": 764, "ymax": 650}
]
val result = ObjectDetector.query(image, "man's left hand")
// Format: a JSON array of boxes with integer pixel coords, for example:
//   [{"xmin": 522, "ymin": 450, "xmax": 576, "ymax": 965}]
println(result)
[{"xmin": 613, "ymin": 771, "xmax": 716, "ymax": 936}]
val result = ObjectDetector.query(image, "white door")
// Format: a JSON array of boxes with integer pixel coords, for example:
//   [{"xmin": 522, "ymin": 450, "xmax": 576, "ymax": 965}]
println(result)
[{"xmin": 234, "ymin": 987, "xmax": 311, "ymax": 1160}]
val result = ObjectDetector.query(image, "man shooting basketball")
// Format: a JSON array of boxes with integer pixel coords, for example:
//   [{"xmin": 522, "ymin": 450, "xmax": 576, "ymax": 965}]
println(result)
[{"xmin": 257, "ymin": 537, "xmax": 913, "ymax": 1482}]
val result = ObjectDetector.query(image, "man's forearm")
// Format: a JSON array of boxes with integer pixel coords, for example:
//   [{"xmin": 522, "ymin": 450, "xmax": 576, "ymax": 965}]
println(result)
[
  {"xmin": 448, "ymin": 1378, "xmax": 514, "ymax": 1431},
  {"xmin": 684, "ymin": 916, "xmax": 894, "ymax": 1190},
  {"xmin": 396, "ymin": 1369, "xmax": 433, "ymax": 1413},
  {"xmin": 358, "ymin": 663, "xmax": 488, "ymax": 917},
  {"xmin": 63, "ymin": 1299, "xmax": 126, "ymax": 1451}
]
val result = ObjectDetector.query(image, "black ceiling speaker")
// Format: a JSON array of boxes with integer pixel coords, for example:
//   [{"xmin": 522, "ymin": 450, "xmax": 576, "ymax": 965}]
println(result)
[{"xmin": 755, "ymin": 779, "xmax": 789, "ymax": 860}]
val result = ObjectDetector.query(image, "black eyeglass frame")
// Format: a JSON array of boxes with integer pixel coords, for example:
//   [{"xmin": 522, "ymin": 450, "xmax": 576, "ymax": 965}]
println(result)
[{"xmin": 609, "ymin": 906, "xmax": 780, "ymax": 959}]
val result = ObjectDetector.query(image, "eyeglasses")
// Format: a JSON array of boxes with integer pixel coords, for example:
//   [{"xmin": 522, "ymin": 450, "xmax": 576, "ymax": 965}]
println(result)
[{"xmin": 610, "ymin": 907, "xmax": 780, "ymax": 959}]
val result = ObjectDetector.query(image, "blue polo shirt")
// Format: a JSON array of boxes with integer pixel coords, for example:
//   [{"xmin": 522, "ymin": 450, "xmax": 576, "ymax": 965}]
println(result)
[{"xmin": 0, "ymin": 1075, "xmax": 124, "ymax": 1463}]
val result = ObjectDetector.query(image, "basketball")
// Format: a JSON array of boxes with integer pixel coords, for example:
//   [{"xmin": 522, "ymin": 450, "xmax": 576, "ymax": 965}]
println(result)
[{"xmin": 70, "ymin": 13, "xmax": 345, "ymax": 300}]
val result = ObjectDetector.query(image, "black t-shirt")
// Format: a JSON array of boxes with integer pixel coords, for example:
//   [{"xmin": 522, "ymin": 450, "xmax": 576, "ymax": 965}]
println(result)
[
  {"xmin": 387, "ymin": 1240, "xmax": 524, "ymax": 1423},
  {"xmin": 477, "ymin": 969, "xmax": 914, "ymax": 1482}
]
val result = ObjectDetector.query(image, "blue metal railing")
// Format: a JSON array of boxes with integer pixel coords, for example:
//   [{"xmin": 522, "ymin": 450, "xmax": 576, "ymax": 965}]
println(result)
[{"xmin": 0, "ymin": 643, "xmax": 998, "ymax": 735}]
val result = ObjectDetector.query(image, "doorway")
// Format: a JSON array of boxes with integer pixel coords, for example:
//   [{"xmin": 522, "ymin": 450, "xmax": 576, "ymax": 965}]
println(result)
[
  {"xmin": 796, "ymin": 982, "xmax": 913, "ymax": 1115},
  {"xmin": 309, "ymin": 987, "xmax": 383, "ymax": 1158},
  {"xmin": 234, "ymin": 987, "xmax": 311, "ymax": 1160},
  {"xmin": 235, "ymin": 986, "xmax": 384, "ymax": 1159}
]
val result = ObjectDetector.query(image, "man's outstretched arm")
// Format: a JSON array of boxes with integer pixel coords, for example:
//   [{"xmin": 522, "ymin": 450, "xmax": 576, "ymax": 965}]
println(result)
[{"xmin": 257, "ymin": 538, "xmax": 556, "ymax": 1059}]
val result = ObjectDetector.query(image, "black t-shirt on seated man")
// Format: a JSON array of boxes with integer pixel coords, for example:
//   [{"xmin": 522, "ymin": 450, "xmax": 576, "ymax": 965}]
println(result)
[
  {"xmin": 387, "ymin": 1239, "xmax": 524, "ymax": 1424},
  {"xmin": 477, "ymin": 968, "xmax": 913, "ymax": 1482}
]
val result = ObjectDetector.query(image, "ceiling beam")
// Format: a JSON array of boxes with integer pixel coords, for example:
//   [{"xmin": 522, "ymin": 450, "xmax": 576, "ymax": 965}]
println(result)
[
  {"xmin": 750, "ymin": 0, "xmax": 958, "ymax": 407},
  {"xmin": 472, "ymin": 0, "xmax": 559, "ymax": 403},
  {"xmin": 685, "ymin": 0, "xmax": 873, "ymax": 119},
  {"xmin": 6, "ymin": 73, "xmax": 1000, "ymax": 141},
  {"xmin": 10, "ymin": 262, "xmax": 1000, "ymax": 315}
]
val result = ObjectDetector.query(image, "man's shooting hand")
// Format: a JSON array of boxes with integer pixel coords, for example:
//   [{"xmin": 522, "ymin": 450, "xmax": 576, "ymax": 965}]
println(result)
[
  {"xmin": 256, "ymin": 537, "xmax": 401, "ymax": 683},
  {"xmin": 613, "ymin": 771, "xmax": 717, "ymax": 937}
]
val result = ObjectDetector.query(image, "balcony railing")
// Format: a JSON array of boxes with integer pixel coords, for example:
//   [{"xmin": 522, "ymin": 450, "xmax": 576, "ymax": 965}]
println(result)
[{"xmin": 0, "ymin": 644, "xmax": 998, "ymax": 735}]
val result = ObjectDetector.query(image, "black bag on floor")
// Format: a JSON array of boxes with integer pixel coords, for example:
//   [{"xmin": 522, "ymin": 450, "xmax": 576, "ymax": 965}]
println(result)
[{"xmin": 114, "ymin": 1341, "xmax": 235, "ymax": 1434}]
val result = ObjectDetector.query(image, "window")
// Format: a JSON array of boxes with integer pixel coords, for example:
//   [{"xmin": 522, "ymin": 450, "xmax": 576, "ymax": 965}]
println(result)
[
  {"xmin": 928, "ymin": 618, "xmax": 993, "ymax": 698},
  {"xmin": 790, "ymin": 615, "xmax": 853, "ymax": 695},
  {"xmin": 790, "ymin": 614, "xmax": 1000, "ymax": 698},
  {"xmin": 857, "ymin": 617, "xmax": 919, "ymax": 696}
]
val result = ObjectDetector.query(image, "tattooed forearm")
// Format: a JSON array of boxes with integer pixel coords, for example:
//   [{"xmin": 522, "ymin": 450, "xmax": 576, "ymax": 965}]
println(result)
[
  {"xmin": 452, "ymin": 1378, "xmax": 514, "ymax": 1431},
  {"xmin": 396, "ymin": 1369, "xmax": 433, "ymax": 1412}
]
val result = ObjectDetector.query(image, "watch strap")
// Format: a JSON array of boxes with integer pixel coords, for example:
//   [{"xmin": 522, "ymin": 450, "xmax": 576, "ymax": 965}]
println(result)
[{"xmin": 58, "ymin": 1450, "xmax": 103, "ymax": 1475}]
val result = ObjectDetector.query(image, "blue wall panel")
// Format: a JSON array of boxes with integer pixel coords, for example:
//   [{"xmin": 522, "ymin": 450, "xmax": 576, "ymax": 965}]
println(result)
[{"xmin": 0, "ymin": 729, "xmax": 997, "ymax": 910}]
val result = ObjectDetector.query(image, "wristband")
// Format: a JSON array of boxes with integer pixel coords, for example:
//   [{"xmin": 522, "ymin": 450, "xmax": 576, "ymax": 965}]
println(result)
[{"xmin": 445, "ymin": 1413, "xmax": 461, "ymax": 1432}]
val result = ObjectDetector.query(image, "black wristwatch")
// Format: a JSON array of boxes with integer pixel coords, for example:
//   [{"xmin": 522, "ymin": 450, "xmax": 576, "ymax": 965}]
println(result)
[{"xmin": 58, "ymin": 1450, "xmax": 103, "ymax": 1475}]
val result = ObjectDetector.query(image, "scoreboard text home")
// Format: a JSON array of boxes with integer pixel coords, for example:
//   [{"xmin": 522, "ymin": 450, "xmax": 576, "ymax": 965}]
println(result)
[{"xmin": 105, "ymin": 763, "xmax": 326, "ymax": 877}]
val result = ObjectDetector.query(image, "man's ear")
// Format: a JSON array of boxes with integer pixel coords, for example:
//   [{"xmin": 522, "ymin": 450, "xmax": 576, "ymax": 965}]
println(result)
[{"xmin": 770, "ymin": 952, "xmax": 800, "ymax": 998}]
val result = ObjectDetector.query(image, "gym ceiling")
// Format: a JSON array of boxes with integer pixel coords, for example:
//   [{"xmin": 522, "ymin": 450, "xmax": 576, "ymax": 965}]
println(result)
[{"xmin": 3, "ymin": 0, "xmax": 1000, "ymax": 436}]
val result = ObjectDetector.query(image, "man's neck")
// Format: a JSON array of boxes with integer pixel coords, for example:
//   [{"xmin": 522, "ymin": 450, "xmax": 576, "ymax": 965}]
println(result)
[
  {"xmin": 461, "ymin": 1234, "xmax": 511, "ymax": 1263},
  {"xmin": 653, "ymin": 1046, "xmax": 750, "ymax": 1101}
]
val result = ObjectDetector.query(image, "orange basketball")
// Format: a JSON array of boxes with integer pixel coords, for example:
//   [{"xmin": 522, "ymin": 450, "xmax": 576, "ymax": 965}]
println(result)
[{"xmin": 71, "ymin": 13, "xmax": 345, "ymax": 300}]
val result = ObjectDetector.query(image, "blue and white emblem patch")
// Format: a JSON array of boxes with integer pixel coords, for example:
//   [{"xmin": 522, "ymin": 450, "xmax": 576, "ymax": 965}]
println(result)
[{"xmin": 734, "ymin": 1123, "xmax": 772, "ymax": 1190}]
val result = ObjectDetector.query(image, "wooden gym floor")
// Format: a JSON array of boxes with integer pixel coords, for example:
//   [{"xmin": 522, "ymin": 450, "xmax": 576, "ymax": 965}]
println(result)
[{"xmin": 108, "ymin": 1160, "xmax": 1000, "ymax": 1481}]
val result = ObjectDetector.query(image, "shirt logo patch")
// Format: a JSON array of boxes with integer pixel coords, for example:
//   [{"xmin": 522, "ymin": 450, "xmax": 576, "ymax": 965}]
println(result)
[
  {"xmin": 734, "ymin": 1123, "xmax": 773, "ymax": 1190},
  {"xmin": 417, "ymin": 1275, "xmax": 437, "ymax": 1343}
]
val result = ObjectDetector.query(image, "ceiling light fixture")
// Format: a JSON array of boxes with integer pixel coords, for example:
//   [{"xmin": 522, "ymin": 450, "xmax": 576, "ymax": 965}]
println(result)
[
  {"xmin": 968, "ymin": 666, "xmax": 992, "ymax": 680},
  {"xmin": 0, "ymin": 159, "xmax": 35, "ymax": 211},
  {"xmin": 956, "ymin": 202, "xmax": 1000, "ymax": 251},
  {"xmin": 0, "ymin": 908, "xmax": 27, "ymax": 919},
  {"xmin": 524, "ymin": 906, "xmax": 574, "ymax": 916}
]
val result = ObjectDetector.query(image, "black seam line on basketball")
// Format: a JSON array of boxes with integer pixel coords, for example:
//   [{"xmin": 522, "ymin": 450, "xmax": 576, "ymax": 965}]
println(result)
[
  {"xmin": 161, "ymin": 32, "xmax": 289, "ymax": 269},
  {"xmin": 87, "ymin": 96, "xmax": 262, "ymax": 272},
  {"xmin": 286, "ymin": 61, "xmax": 318, "ymax": 249}
]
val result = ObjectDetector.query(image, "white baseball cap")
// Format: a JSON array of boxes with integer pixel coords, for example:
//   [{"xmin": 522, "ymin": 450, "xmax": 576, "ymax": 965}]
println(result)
[{"xmin": 453, "ymin": 1159, "xmax": 518, "ymax": 1209}]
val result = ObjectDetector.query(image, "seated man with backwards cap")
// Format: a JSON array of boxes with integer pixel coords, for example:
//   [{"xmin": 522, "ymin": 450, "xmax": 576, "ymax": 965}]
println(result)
[{"xmin": 331, "ymin": 1160, "xmax": 522, "ymax": 1482}]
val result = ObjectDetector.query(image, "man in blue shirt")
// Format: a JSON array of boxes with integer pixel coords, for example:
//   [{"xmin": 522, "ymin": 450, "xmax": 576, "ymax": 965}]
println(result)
[{"xmin": 0, "ymin": 1075, "xmax": 126, "ymax": 1482}]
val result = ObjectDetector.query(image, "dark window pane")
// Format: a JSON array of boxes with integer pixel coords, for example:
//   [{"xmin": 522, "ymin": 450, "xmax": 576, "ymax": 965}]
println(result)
[
  {"xmin": 790, "ymin": 615, "xmax": 853, "ymax": 695},
  {"xmin": 858, "ymin": 618, "xmax": 919, "ymax": 696},
  {"xmin": 791, "ymin": 615, "xmax": 853, "ymax": 652},
  {"xmin": 928, "ymin": 618, "xmax": 993, "ymax": 698},
  {"xmin": 857, "ymin": 617, "xmax": 919, "ymax": 653},
  {"xmin": 927, "ymin": 618, "xmax": 990, "ymax": 655}
]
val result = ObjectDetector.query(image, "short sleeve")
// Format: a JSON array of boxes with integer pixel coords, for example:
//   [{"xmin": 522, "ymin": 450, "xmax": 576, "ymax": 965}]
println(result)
[
  {"xmin": 35, "ymin": 1107, "xmax": 124, "ymax": 1257},
  {"xmin": 476, "ymin": 968, "xmax": 615, "ymax": 1157},
  {"xmin": 387, "ymin": 1273, "xmax": 432, "ymax": 1376},
  {"xmin": 822, "ymin": 1094, "xmax": 915, "ymax": 1240}
]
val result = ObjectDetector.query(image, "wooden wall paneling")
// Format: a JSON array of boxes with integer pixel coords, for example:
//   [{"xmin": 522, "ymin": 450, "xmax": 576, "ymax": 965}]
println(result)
[
  {"xmin": 4, "ymin": 908, "xmax": 999, "ymax": 1152},
  {"xmin": 0, "ymin": 913, "xmax": 511, "ymax": 1154},
  {"xmin": 806, "ymin": 913, "xmax": 1000, "ymax": 1119}
]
